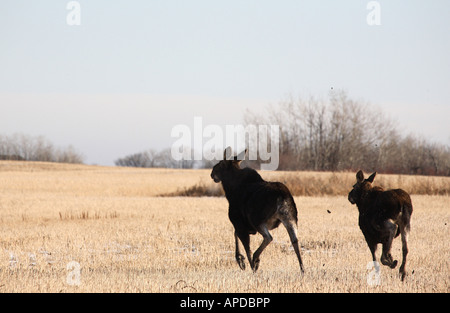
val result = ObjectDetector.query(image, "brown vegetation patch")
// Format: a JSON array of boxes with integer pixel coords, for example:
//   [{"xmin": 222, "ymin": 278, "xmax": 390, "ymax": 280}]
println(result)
[{"xmin": 162, "ymin": 171, "xmax": 450, "ymax": 197}]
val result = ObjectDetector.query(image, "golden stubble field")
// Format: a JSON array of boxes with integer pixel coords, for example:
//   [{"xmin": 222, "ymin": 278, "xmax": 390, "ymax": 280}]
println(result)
[{"xmin": 0, "ymin": 161, "xmax": 448, "ymax": 292}]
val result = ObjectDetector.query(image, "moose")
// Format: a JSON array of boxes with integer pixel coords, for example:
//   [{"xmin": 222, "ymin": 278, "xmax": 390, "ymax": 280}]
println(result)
[
  {"xmin": 348, "ymin": 170, "xmax": 413, "ymax": 281},
  {"xmin": 211, "ymin": 148, "xmax": 304, "ymax": 273}
]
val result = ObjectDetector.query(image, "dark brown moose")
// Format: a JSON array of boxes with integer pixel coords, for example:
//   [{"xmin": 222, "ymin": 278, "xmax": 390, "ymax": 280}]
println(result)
[
  {"xmin": 348, "ymin": 170, "xmax": 413, "ymax": 281},
  {"xmin": 211, "ymin": 148, "xmax": 304, "ymax": 274}
]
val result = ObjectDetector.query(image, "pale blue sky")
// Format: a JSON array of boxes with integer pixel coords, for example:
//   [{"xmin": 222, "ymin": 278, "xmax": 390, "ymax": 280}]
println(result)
[{"xmin": 1, "ymin": 1, "xmax": 449, "ymax": 165}]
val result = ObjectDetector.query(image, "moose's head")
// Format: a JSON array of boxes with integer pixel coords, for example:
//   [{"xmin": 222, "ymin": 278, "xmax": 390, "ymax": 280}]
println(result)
[
  {"xmin": 210, "ymin": 148, "xmax": 247, "ymax": 183},
  {"xmin": 348, "ymin": 170, "xmax": 377, "ymax": 205}
]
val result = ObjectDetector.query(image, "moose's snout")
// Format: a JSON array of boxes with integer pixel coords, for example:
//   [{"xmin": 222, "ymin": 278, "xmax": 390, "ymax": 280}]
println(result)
[
  {"xmin": 348, "ymin": 193, "xmax": 355, "ymax": 204},
  {"xmin": 211, "ymin": 171, "xmax": 220, "ymax": 183}
]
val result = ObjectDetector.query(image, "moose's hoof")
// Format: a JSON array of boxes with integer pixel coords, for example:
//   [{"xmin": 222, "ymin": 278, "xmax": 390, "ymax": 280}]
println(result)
[
  {"xmin": 252, "ymin": 259, "xmax": 260, "ymax": 273},
  {"xmin": 236, "ymin": 255, "xmax": 246, "ymax": 270},
  {"xmin": 381, "ymin": 254, "xmax": 397, "ymax": 269},
  {"xmin": 400, "ymin": 272, "xmax": 406, "ymax": 281},
  {"xmin": 391, "ymin": 260, "xmax": 398, "ymax": 269}
]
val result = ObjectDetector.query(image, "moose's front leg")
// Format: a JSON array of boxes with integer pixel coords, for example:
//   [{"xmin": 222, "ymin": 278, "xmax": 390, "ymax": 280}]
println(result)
[{"xmin": 234, "ymin": 232, "xmax": 246, "ymax": 270}]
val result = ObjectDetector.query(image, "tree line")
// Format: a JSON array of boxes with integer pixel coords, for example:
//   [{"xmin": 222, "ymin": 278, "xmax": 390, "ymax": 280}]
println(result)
[
  {"xmin": 244, "ymin": 91, "xmax": 450, "ymax": 176},
  {"xmin": 0, "ymin": 133, "xmax": 84, "ymax": 164},
  {"xmin": 114, "ymin": 148, "xmax": 214, "ymax": 169},
  {"xmin": 116, "ymin": 91, "xmax": 450, "ymax": 176}
]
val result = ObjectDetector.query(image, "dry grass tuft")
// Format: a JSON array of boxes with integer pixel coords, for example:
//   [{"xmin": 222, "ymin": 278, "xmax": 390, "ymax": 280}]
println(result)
[
  {"xmin": 163, "ymin": 170, "xmax": 450, "ymax": 197},
  {"xmin": 58, "ymin": 210, "xmax": 119, "ymax": 220},
  {"xmin": 160, "ymin": 182, "xmax": 224, "ymax": 197}
]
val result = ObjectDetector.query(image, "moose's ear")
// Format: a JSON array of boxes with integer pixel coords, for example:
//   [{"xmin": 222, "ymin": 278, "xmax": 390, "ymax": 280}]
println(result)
[
  {"xmin": 223, "ymin": 147, "xmax": 232, "ymax": 160},
  {"xmin": 356, "ymin": 170, "xmax": 364, "ymax": 183},
  {"xmin": 234, "ymin": 148, "xmax": 248, "ymax": 161},
  {"xmin": 232, "ymin": 148, "xmax": 248, "ymax": 167},
  {"xmin": 367, "ymin": 172, "xmax": 377, "ymax": 183}
]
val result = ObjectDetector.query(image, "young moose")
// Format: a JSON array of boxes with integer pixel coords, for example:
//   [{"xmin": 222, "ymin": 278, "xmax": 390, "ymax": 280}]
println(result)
[
  {"xmin": 211, "ymin": 148, "xmax": 304, "ymax": 273},
  {"xmin": 348, "ymin": 170, "xmax": 413, "ymax": 281}
]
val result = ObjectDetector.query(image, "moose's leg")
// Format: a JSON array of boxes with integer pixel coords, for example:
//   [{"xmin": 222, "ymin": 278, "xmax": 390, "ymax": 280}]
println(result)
[
  {"xmin": 368, "ymin": 241, "xmax": 377, "ymax": 262},
  {"xmin": 399, "ymin": 227, "xmax": 409, "ymax": 281},
  {"xmin": 252, "ymin": 223, "xmax": 273, "ymax": 272},
  {"xmin": 281, "ymin": 219, "xmax": 304, "ymax": 274},
  {"xmin": 362, "ymin": 232, "xmax": 377, "ymax": 262},
  {"xmin": 236, "ymin": 231, "xmax": 253, "ymax": 270},
  {"xmin": 380, "ymin": 219, "xmax": 398, "ymax": 269},
  {"xmin": 234, "ymin": 232, "xmax": 246, "ymax": 270}
]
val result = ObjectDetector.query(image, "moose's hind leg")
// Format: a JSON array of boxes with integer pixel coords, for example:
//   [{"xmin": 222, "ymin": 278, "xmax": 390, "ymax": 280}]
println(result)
[
  {"xmin": 399, "ymin": 228, "xmax": 409, "ymax": 281},
  {"xmin": 252, "ymin": 223, "xmax": 273, "ymax": 272},
  {"xmin": 380, "ymin": 219, "xmax": 398, "ymax": 269},
  {"xmin": 281, "ymin": 219, "xmax": 305, "ymax": 274}
]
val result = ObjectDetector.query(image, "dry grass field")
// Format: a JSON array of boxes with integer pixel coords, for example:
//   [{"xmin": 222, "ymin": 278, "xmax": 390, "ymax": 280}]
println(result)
[{"xmin": 0, "ymin": 161, "xmax": 448, "ymax": 292}]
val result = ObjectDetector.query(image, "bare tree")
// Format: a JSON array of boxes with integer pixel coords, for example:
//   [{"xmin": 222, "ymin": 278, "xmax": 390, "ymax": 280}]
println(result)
[
  {"xmin": 115, "ymin": 148, "xmax": 206, "ymax": 169},
  {"xmin": 244, "ymin": 90, "xmax": 450, "ymax": 176},
  {"xmin": 0, "ymin": 133, "xmax": 84, "ymax": 164},
  {"xmin": 115, "ymin": 150, "xmax": 157, "ymax": 168}
]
